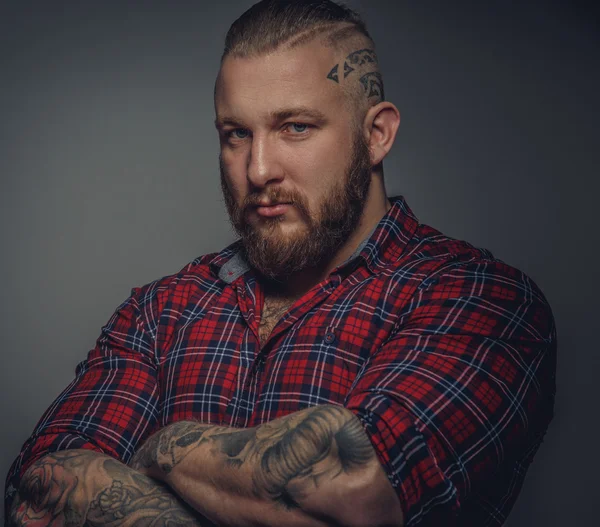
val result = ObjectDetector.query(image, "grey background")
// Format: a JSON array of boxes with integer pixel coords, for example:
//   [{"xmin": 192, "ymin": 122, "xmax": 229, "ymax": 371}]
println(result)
[{"xmin": 1, "ymin": 1, "xmax": 598, "ymax": 525}]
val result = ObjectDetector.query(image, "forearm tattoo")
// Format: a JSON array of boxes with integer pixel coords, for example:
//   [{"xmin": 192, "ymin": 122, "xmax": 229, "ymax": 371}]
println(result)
[
  {"xmin": 326, "ymin": 48, "xmax": 384, "ymax": 101},
  {"xmin": 131, "ymin": 421, "xmax": 214, "ymax": 475},
  {"xmin": 8, "ymin": 450, "xmax": 212, "ymax": 526},
  {"xmin": 131, "ymin": 405, "xmax": 376, "ymax": 510}
]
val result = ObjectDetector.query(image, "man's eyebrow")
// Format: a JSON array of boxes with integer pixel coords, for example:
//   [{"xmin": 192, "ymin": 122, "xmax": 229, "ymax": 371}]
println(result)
[
  {"xmin": 215, "ymin": 107, "xmax": 328, "ymax": 130},
  {"xmin": 214, "ymin": 117, "xmax": 246, "ymax": 129},
  {"xmin": 269, "ymin": 107, "xmax": 328, "ymax": 123}
]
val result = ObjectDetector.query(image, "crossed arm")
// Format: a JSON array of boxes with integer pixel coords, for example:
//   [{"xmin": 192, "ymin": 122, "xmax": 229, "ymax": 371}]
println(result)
[
  {"xmin": 9, "ymin": 405, "xmax": 403, "ymax": 527},
  {"xmin": 7, "ymin": 449, "xmax": 211, "ymax": 527}
]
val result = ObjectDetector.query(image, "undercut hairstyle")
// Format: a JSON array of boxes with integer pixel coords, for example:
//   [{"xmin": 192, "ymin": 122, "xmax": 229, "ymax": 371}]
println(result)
[
  {"xmin": 223, "ymin": 0, "xmax": 373, "ymax": 58},
  {"xmin": 222, "ymin": 0, "xmax": 385, "ymax": 109}
]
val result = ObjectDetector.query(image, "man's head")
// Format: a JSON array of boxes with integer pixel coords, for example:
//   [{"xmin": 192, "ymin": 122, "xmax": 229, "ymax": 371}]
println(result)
[{"xmin": 215, "ymin": 0, "xmax": 400, "ymax": 281}]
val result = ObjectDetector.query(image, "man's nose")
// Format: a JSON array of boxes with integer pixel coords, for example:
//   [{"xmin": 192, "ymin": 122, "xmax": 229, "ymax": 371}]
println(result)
[{"xmin": 247, "ymin": 134, "xmax": 283, "ymax": 188}]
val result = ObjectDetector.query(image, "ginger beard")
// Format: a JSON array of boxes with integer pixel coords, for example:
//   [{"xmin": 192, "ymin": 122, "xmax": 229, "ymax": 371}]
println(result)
[{"xmin": 220, "ymin": 131, "xmax": 372, "ymax": 281}]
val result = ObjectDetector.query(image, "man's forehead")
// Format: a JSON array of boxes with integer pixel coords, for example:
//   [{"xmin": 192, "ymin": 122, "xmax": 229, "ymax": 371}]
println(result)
[
  {"xmin": 221, "ymin": 38, "xmax": 338, "ymax": 78},
  {"xmin": 215, "ymin": 40, "xmax": 343, "ymax": 115}
]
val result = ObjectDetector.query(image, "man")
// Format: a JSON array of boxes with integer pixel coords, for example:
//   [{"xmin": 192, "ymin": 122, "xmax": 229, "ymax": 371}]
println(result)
[{"xmin": 5, "ymin": 1, "xmax": 556, "ymax": 526}]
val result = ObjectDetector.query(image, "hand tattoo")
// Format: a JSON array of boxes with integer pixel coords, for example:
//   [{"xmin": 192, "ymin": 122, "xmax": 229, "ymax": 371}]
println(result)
[{"xmin": 9, "ymin": 450, "xmax": 213, "ymax": 526}]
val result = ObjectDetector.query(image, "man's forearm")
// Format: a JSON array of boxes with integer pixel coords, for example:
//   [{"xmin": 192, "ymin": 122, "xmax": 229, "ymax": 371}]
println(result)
[
  {"xmin": 130, "ymin": 405, "xmax": 404, "ymax": 527},
  {"xmin": 8, "ymin": 449, "xmax": 213, "ymax": 526}
]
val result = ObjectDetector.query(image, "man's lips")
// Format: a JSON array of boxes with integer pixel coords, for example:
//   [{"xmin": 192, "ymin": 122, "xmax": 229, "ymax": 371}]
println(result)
[{"xmin": 254, "ymin": 202, "xmax": 292, "ymax": 217}]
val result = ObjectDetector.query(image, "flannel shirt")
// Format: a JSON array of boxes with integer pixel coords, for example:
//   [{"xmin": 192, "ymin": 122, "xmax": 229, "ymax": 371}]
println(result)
[{"xmin": 5, "ymin": 196, "xmax": 556, "ymax": 526}]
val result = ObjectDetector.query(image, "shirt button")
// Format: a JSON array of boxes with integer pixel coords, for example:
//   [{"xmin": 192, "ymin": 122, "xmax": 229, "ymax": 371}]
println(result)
[{"xmin": 324, "ymin": 331, "xmax": 336, "ymax": 344}]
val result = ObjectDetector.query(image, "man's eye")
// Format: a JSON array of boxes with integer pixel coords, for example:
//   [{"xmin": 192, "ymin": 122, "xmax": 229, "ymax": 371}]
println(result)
[
  {"xmin": 288, "ymin": 123, "xmax": 309, "ymax": 133},
  {"xmin": 229, "ymin": 129, "xmax": 249, "ymax": 139}
]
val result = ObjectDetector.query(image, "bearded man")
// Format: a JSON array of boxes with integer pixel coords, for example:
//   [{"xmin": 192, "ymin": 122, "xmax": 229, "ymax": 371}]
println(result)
[{"xmin": 6, "ymin": 1, "xmax": 556, "ymax": 526}]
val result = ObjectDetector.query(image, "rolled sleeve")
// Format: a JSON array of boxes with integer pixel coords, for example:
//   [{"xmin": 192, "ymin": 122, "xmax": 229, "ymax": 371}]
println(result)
[
  {"xmin": 5, "ymin": 285, "xmax": 161, "ymax": 514},
  {"xmin": 345, "ymin": 260, "xmax": 557, "ymax": 526}
]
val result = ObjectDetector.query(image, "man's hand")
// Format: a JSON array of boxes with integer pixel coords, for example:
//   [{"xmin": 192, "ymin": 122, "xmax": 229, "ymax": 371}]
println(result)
[
  {"xmin": 129, "ymin": 405, "xmax": 404, "ymax": 527},
  {"xmin": 8, "ymin": 449, "xmax": 214, "ymax": 526}
]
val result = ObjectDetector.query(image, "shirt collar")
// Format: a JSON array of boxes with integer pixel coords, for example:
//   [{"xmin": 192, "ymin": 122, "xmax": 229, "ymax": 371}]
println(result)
[
  {"xmin": 356, "ymin": 195, "xmax": 419, "ymax": 273},
  {"xmin": 211, "ymin": 195, "xmax": 419, "ymax": 284}
]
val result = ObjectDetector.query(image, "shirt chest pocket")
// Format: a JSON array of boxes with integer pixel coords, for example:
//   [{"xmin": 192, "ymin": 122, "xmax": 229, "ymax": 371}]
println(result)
[{"xmin": 254, "ymin": 324, "xmax": 377, "ymax": 416}]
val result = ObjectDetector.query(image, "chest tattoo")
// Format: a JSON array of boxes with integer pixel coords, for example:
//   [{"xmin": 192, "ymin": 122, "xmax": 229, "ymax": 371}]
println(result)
[{"xmin": 259, "ymin": 296, "xmax": 296, "ymax": 347}]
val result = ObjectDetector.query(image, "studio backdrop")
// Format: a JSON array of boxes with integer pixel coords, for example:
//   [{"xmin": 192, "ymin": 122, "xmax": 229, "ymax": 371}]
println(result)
[{"xmin": 0, "ymin": 1, "xmax": 597, "ymax": 525}]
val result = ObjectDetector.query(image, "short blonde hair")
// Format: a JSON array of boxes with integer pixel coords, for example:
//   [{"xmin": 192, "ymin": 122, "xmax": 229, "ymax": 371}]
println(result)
[
  {"xmin": 222, "ymin": 0, "xmax": 374, "ymax": 60},
  {"xmin": 221, "ymin": 0, "xmax": 385, "ymax": 116}
]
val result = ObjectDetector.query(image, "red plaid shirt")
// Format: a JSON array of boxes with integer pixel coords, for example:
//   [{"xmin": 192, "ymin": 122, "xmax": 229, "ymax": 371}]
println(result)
[{"xmin": 6, "ymin": 196, "xmax": 556, "ymax": 526}]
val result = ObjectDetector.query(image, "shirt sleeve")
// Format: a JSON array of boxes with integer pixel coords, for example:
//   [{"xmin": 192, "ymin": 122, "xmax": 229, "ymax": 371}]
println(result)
[
  {"xmin": 4, "ymin": 284, "xmax": 161, "ymax": 515},
  {"xmin": 344, "ymin": 259, "xmax": 557, "ymax": 526}
]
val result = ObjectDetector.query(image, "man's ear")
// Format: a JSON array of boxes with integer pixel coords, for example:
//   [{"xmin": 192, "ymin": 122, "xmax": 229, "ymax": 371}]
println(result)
[{"xmin": 363, "ymin": 102, "xmax": 400, "ymax": 166}]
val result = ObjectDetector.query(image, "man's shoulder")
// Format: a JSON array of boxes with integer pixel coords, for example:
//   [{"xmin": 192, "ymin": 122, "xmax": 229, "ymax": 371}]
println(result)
[
  {"xmin": 386, "ymin": 220, "xmax": 552, "ymax": 308},
  {"xmin": 417, "ymin": 222, "xmax": 493, "ymax": 258},
  {"xmin": 400, "ymin": 222, "xmax": 553, "ymax": 318},
  {"xmin": 390, "ymin": 221, "xmax": 498, "ymax": 277},
  {"xmin": 374, "ymin": 197, "xmax": 501, "ymax": 280}
]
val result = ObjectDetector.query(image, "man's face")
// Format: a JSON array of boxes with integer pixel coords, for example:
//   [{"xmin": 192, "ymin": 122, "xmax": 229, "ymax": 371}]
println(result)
[{"xmin": 215, "ymin": 40, "xmax": 372, "ymax": 280}]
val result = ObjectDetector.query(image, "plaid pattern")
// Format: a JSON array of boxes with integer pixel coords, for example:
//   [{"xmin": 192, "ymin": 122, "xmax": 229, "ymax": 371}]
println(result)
[{"xmin": 5, "ymin": 196, "xmax": 556, "ymax": 526}]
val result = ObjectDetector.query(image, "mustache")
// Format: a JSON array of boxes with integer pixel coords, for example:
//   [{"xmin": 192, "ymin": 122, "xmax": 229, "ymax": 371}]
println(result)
[{"xmin": 242, "ymin": 187, "xmax": 310, "ymax": 218}]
